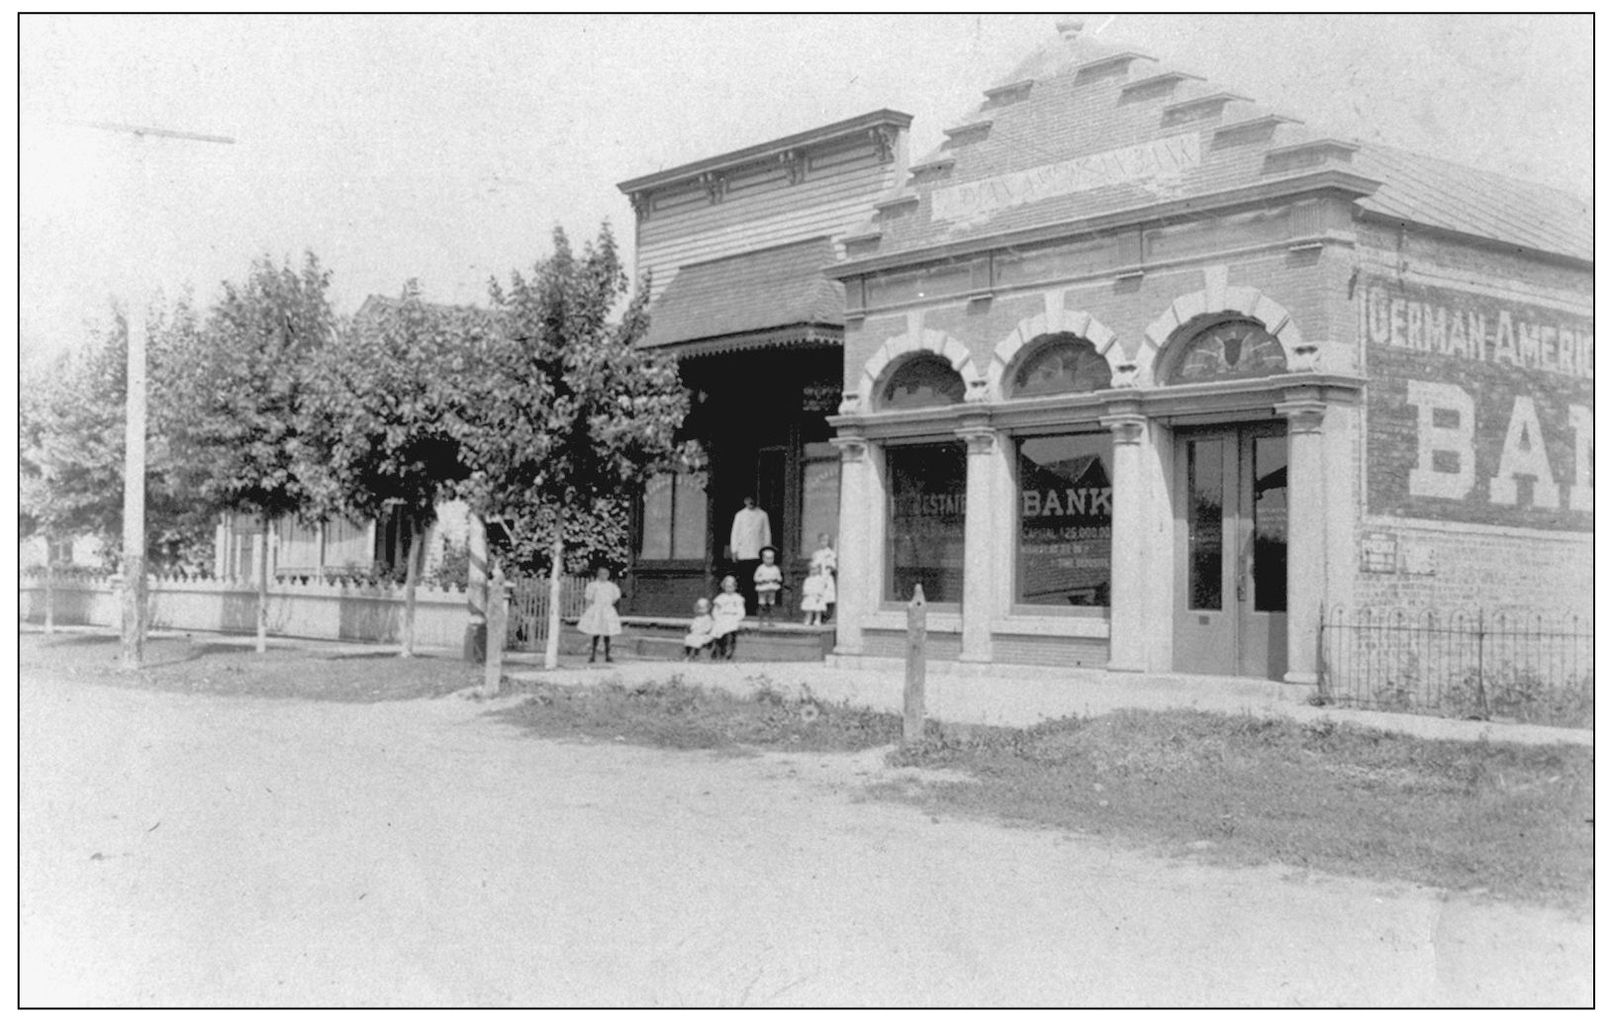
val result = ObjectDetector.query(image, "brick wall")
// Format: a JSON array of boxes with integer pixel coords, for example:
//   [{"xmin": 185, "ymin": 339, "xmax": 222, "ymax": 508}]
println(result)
[{"xmin": 1352, "ymin": 523, "xmax": 1592, "ymax": 617}]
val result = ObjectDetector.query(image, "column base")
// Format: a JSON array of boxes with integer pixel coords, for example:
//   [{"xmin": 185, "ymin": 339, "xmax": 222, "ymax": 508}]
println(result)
[{"xmin": 1282, "ymin": 669, "xmax": 1320, "ymax": 687}]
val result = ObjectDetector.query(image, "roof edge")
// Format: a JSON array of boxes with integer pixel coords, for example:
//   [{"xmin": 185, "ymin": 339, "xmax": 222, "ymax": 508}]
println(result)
[
  {"xmin": 830, "ymin": 169, "xmax": 1383, "ymax": 278},
  {"xmin": 618, "ymin": 109, "xmax": 914, "ymax": 195}
]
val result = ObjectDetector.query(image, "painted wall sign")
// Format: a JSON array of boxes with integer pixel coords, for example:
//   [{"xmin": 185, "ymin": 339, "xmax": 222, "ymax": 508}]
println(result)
[
  {"xmin": 1363, "ymin": 277, "xmax": 1593, "ymax": 531},
  {"xmin": 929, "ymin": 134, "xmax": 1202, "ymax": 226}
]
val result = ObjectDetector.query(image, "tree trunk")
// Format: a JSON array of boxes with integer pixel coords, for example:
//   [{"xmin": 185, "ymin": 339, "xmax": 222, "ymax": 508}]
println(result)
[
  {"xmin": 401, "ymin": 516, "xmax": 424, "ymax": 658},
  {"xmin": 543, "ymin": 529, "xmax": 564, "ymax": 671},
  {"xmin": 43, "ymin": 553, "xmax": 54, "ymax": 635},
  {"xmin": 257, "ymin": 515, "xmax": 270, "ymax": 653}
]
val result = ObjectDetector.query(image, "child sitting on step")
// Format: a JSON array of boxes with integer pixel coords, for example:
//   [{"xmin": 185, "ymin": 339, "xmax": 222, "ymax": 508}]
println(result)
[
  {"xmin": 710, "ymin": 575, "xmax": 746, "ymax": 660},
  {"xmin": 683, "ymin": 598, "xmax": 715, "ymax": 660}
]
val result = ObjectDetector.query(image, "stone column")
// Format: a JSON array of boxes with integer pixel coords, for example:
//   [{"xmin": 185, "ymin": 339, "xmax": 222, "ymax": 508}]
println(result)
[
  {"xmin": 956, "ymin": 423, "xmax": 998, "ymax": 663},
  {"xmin": 1276, "ymin": 389, "xmax": 1329, "ymax": 685},
  {"xmin": 1099, "ymin": 401, "xmax": 1149, "ymax": 671},
  {"xmin": 830, "ymin": 434, "xmax": 869, "ymax": 655}
]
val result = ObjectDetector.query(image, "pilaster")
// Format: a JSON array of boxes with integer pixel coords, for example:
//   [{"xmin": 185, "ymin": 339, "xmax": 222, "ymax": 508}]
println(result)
[
  {"xmin": 956, "ymin": 423, "xmax": 998, "ymax": 663},
  {"xmin": 1276, "ymin": 388, "xmax": 1328, "ymax": 684},
  {"xmin": 830, "ymin": 434, "xmax": 870, "ymax": 655},
  {"xmin": 1099, "ymin": 401, "xmax": 1149, "ymax": 671}
]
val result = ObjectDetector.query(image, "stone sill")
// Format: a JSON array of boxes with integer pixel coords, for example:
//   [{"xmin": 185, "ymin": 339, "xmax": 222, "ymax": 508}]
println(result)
[{"xmin": 991, "ymin": 615, "xmax": 1110, "ymax": 640}]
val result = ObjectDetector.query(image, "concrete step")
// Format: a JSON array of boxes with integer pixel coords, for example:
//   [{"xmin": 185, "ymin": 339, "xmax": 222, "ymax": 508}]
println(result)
[{"xmin": 516, "ymin": 619, "xmax": 835, "ymax": 662}]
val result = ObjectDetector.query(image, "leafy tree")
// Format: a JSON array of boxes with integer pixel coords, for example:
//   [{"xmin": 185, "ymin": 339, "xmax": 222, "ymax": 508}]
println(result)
[
  {"xmin": 20, "ymin": 304, "xmax": 213, "ymax": 572},
  {"xmin": 456, "ymin": 224, "xmax": 701, "ymax": 669},
  {"xmin": 300, "ymin": 285, "xmax": 486, "ymax": 655},
  {"xmin": 165, "ymin": 253, "xmax": 335, "ymax": 651}
]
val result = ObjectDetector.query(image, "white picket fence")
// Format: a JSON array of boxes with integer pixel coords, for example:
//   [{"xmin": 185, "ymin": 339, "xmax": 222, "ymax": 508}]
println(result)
[{"xmin": 18, "ymin": 572, "xmax": 475, "ymax": 648}]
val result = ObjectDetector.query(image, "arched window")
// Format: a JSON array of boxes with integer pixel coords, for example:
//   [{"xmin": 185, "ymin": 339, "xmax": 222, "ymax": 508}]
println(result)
[
  {"xmin": 879, "ymin": 353, "xmax": 965, "ymax": 410},
  {"xmin": 1009, "ymin": 333, "xmax": 1112, "ymax": 397},
  {"xmin": 1166, "ymin": 318, "xmax": 1287, "ymax": 384}
]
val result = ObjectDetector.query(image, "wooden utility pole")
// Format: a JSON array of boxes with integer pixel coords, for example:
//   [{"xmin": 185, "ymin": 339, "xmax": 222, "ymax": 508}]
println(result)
[
  {"xmin": 121, "ymin": 306, "xmax": 147, "ymax": 669},
  {"xmin": 67, "ymin": 120, "xmax": 234, "ymax": 671},
  {"xmin": 904, "ymin": 584, "xmax": 927, "ymax": 744}
]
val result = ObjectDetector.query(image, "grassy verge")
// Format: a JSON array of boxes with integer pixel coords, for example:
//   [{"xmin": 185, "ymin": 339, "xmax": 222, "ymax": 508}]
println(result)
[
  {"xmin": 496, "ymin": 677, "xmax": 1592, "ymax": 913},
  {"xmin": 881, "ymin": 710, "xmax": 1593, "ymax": 912},
  {"xmin": 21, "ymin": 631, "xmax": 478, "ymax": 702},
  {"xmin": 496, "ymin": 674, "xmax": 901, "ymax": 752}
]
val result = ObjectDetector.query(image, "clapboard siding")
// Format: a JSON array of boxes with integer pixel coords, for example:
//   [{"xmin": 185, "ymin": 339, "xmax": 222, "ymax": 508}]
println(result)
[{"xmin": 638, "ymin": 164, "xmax": 893, "ymax": 301}]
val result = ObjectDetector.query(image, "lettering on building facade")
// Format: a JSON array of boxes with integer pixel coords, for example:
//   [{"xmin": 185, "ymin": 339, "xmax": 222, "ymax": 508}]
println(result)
[{"xmin": 1363, "ymin": 277, "xmax": 1593, "ymax": 531}]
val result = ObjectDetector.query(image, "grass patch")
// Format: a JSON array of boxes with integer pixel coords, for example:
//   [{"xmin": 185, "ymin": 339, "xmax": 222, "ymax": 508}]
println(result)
[
  {"xmin": 882, "ymin": 710, "xmax": 1593, "ymax": 913},
  {"xmin": 22, "ymin": 632, "xmax": 478, "ymax": 702},
  {"xmin": 495, "ymin": 675, "xmax": 901, "ymax": 753}
]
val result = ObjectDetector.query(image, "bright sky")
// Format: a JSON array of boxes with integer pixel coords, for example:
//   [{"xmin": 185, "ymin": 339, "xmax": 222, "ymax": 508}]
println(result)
[{"xmin": 18, "ymin": 13, "xmax": 1592, "ymax": 367}]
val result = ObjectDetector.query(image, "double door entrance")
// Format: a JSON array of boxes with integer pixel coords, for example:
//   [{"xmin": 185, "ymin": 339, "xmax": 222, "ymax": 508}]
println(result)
[{"xmin": 1173, "ymin": 423, "xmax": 1289, "ymax": 680}]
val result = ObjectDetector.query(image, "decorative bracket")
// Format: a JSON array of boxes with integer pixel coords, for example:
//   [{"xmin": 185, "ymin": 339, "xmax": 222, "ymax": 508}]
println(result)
[
  {"xmin": 628, "ymin": 191, "xmax": 650, "ymax": 222},
  {"xmin": 780, "ymin": 148, "xmax": 807, "ymax": 185},
  {"xmin": 700, "ymin": 171, "xmax": 727, "ymax": 204},
  {"xmin": 870, "ymin": 124, "xmax": 898, "ymax": 164}
]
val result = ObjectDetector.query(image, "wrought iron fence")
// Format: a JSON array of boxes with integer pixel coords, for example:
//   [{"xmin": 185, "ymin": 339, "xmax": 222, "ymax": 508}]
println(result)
[
  {"xmin": 506, "ymin": 575, "xmax": 589, "ymax": 651},
  {"xmin": 1318, "ymin": 606, "xmax": 1593, "ymax": 729}
]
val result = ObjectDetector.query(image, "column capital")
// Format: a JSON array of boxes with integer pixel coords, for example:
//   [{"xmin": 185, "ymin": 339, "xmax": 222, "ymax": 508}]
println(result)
[
  {"xmin": 830, "ymin": 434, "xmax": 869, "ymax": 463},
  {"xmin": 1275, "ymin": 387, "xmax": 1328, "ymax": 434},
  {"xmin": 954, "ymin": 425, "xmax": 998, "ymax": 454},
  {"xmin": 1098, "ymin": 401, "xmax": 1148, "ymax": 444}
]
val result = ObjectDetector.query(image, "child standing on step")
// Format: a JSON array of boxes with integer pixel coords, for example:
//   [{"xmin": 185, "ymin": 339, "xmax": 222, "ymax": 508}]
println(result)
[
  {"xmin": 753, "ymin": 546, "xmax": 782, "ymax": 627},
  {"xmin": 683, "ymin": 598, "xmax": 715, "ymax": 660},
  {"xmin": 577, "ymin": 565, "xmax": 622, "ymax": 664},
  {"xmin": 710, "ymin": 575, "xmax": 746, "ymax": 660},
  {"xmin": 813, "ymin": 539, "xmax": 839, "ymax": 626}
]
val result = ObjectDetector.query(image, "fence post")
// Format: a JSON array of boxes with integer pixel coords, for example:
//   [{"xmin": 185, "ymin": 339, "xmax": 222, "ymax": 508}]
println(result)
[
  {"xmin": 1475, "ymin": 612, "xmax": 1488, "ymax": 719},
  {"xmin": 903, "ymin": 584, "xmax": 926, "ymax": 745},
  {"xmin": 1314, "ymin": 602, "xmax": 1327, "ymax": 701},
  {"xmin": 484, "ymin": 563, "xmax": 508, "ymax": 697}
]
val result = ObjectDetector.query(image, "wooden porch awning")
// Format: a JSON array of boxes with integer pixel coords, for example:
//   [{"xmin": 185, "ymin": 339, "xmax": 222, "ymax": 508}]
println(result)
[{"xmin": 641, "ymin": 237, "xmax": 845, "ymax": 355}]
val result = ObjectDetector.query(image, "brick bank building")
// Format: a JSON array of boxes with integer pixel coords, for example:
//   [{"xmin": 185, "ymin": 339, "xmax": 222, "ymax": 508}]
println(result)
[{"xmin": 620, "ymin": 24, "xmax": 1591, "ymax": 682}]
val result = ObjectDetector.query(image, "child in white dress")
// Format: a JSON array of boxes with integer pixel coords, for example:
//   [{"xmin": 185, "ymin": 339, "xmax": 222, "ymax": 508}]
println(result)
[
  {"xmin": 684, "ymin": 598, "xmax": 715, "ymax": 660},
  {"xmin": 576, "ymin": 565, "xmax": 622, "ymax": 664},
  {"xmin": 801, "ymin": 533, "xmax": 837, "ymax": 625},
  {"xmin": 710, "ymin": 575, "xmax": 746, "ymax": 660}
]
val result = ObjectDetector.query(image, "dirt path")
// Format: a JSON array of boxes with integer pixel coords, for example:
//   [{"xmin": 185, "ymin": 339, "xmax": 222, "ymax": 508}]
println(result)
[{"xmin": 19, "ymin": 670, "xmax": 1591, "ymax": 1007}]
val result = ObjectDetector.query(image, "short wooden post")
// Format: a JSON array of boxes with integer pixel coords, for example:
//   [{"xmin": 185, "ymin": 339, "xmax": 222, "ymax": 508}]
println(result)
[
  {"xmin": 484, "ymin": 563, "xmax": 508, "ymax": 696},
  {"xmin": 903, "ymin": 584, "xmax": 926, "ymax": 744}
]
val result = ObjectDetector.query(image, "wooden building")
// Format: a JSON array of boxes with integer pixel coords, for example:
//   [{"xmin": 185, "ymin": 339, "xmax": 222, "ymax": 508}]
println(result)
[{"xmin": 617, "ymin": 110, "xmax": 912, "ymax": 617}]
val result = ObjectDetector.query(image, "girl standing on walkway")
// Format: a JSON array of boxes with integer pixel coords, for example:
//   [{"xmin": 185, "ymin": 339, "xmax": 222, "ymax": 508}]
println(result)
[{"xmin": 577, "ymin": 565, "xmax": 623, "ymax": 663}]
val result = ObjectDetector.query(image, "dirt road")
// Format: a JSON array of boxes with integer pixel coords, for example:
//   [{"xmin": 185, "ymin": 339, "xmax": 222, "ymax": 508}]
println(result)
[{"xmin": 19, "ymin": 669, "xmax": 1591, "ymax": 1006}]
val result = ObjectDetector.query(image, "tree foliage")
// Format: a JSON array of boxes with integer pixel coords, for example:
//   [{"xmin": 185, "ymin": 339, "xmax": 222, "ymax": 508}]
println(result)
[
  {"xmin": 455, "ymin": 223, "xmax": 701, "ymax": 550},
  {"xmin": 299, "ymin": 284, "xmax": 489, "ymax": 653},
  {"xmin": 165, "ymin": 252, "xmax": 335, "ymax": 521},
  {"xmin": 20, "ymin": 305, "xmax": 213, "ymax": 570}
]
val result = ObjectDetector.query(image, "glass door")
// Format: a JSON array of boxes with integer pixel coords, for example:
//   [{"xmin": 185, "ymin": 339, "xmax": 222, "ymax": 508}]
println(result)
[{"xmin": 1174, "ymin": 424, "xmax": 1288, "ymax": 679}]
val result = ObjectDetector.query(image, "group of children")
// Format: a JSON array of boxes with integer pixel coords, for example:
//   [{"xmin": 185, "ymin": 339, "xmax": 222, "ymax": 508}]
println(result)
[
  {"xmin": 575, "ymin": 535, "xmax": 838, "ymax": 664},
  {"xmin": 684, "ymin": 534, "xmax": 837, "ymax": 660}
]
